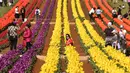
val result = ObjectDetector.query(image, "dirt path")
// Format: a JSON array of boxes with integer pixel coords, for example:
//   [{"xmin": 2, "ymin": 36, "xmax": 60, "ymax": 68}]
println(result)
[
  {"xmin": 80, "ymin": 0, "xmax": 90, "ymax": 20},
  {"xmin": 68, "ymin": 0, "xmax": 94, "ymax": 73},
  {"xmin": 32, "ymin": 0, "xmax": 94, "ymax": 73},
  {"xmin": 32, "ymin": 0, "xmax": 57, "ymax": 73}
]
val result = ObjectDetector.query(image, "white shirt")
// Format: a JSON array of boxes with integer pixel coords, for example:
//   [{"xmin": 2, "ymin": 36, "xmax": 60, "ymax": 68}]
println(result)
[
  {"xmin": 122, "ymin": 5, "xmax": 125, "ymax": 9},
  {"xmin": 118, "ymin": 15, "xmax": 122, "ymax": 21},
  {"xmin": 96, "ymin": 9, "xmax": 102, "ymax": 14},
  {"xmin": 112, "ymin": 9, "xmax": 117, "ymax": 14},
  {"xmin": 119, "ymin": 29, "xmax": 127, "ymax": 39},
  {"xmin": 15, "ymin": 8, "xmax": 19, "ymax": 14},
  {"xmin": 0, "ymin": 0, "xmax": 2, "ymax": 2},
  {"xmin": 89, "ymin": 8, "xmax": 95, "ymax": 14},
  {"xmin": 108, "ymin": 22, "xmax": 112, "ymax": 26}
]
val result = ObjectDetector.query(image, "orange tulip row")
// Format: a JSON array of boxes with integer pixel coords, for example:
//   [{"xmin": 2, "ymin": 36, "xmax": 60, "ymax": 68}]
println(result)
[
  {"xmin": 0, "ymin": 0, "xmax": 29, "ymax": 29},
  {"xmin": 85, "ymin": 0, "xmax": 130, "ymax": 47}
]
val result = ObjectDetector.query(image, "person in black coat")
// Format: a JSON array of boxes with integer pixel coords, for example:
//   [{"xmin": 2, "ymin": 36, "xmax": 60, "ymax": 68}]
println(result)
[
  {"xmin": 20, "ymin": 6, "xmax": 26, "ymax": 22},
  {"xmin": 118, "ymin": 5, "xmax": 122, "ymax": 15},
  {"xmin": 0, "ymin": 0, "xmax": 3, "ymax": 7},
  {"xmin": 3, "ymin": 0, "xmax": 7, "ymax": 6}
]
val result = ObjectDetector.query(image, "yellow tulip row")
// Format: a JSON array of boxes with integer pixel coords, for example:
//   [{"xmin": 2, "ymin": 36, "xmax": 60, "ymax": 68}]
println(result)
[
  {"xmin": 65, "ymin": 46, "xmax": 84, "ymax": 73},
  {"xmin": 103, "ymin": 46, "xmax": 130, "ymax": 72},
  {"xmin": 75, "ymin": 0, "xmax": 85, "ymax": 18},
  {"xmin": 72, "ymin": 0, "xmax": 127, "ymax": 73},
  {"xmin": 74, "ymin": 17, "xmax": 125, "ymax": 72},
  {"xmin": 63, "ymin": 0, "xmax": 84, "ymax": 73},
  {"xmin": 72, "ymin": 0, "xmax": 95, "ymax": 47},
  {"xmin": 83, "ymin": 20, "xmax": 105, "ymax": 46},
  {"xmin": 88, "ymin": 46, "xmax": 125, "ymax": 73},
  {"xmin": 63, "ymin": 0, "xmax": 70, "ymax": 42},
  {"xmin": 76, "ymin": 0, "xmax": 105, "ymax": 46},
  {"xmin": 75, "ymin": 0, "xmax": 130, "ymax": 72},
  {"xmin": 39, "ymin": 0, "xmax": 62, "ymax": 72}
]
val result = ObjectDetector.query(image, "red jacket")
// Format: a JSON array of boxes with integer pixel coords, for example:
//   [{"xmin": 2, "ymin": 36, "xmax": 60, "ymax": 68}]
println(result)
[
  {"xmin": 66, "ymin": 38, "xmax": 73, "ymax": 46},
  {"xmin": 23, "ymin": 28, "xmax": 32, "ymax": 46}
]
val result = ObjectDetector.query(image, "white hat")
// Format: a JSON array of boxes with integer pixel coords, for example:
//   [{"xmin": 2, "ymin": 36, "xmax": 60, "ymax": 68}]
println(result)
[{"xmin": 108, "ymin": 22, "xmax": 112, "ymax": 27}]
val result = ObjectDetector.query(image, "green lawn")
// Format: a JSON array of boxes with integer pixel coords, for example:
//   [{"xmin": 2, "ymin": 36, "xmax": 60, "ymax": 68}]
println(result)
[
  {"xmin": 0, "ymin": 0, "xmax": 18, "ymax": 17},
  {"xmin": 107, "ymin": 0, "xmax": 129, "ymax": 15}
]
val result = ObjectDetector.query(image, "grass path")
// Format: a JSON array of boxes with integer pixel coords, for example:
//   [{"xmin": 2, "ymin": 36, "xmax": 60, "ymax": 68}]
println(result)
[
  {"xmin": 0, "ymin": 0, "xmax": 18, "ymax": 17},
  {"xmin": 107, "ymin": 0, "xmax": 130, "ymax": 18}
]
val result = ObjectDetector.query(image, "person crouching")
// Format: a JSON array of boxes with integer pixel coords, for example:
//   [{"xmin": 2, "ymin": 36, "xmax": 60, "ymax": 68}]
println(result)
[
  {"xmin": 23, "ymin": 23, "xmax": 32, "ymax": 50},
  {"xmin": 66, "ymin": 34, "xmax": 73, "ymax": 46}
]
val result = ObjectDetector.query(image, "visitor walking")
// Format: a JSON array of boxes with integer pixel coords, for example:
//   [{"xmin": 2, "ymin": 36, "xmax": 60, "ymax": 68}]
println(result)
[
  {"xmin": 119, "ymin": 25, "xmax": 127, "ymax": 53},
  {"xmin": 3, "ymin": 0, "xmax": 7, "ymax": 6},
  {"xmin": 7, "ymin": 21, "xmax": 20, "ymax": 50},
  {"xmin": 35, "ymin": 7, "xmax": 41, "ymax": 20},
  {"xmin": 20, "ymin": 6, "xmax": 26, "ymax": 22},
  {"xmin": 111, "ymin": 30, "xmax": 121, "ymax": 49},
  {"xmin": 8, "ymin": 0, "xmax": 13, "ymax": 6},
  {"xmin": 118, "ymin": 5, "xmax": 122, "ymax": 15},
  {"xmin": 96, "ymin": 7, "xmax": 103, "ymax": 20},
  {"xmin": 112, "ymin": 7, "xmax": 117, "ymax": 18},
  {"xmin": 89, "ymin": 7, "xmax": 96, "ymax": 23},
  {"xmin": 0, "ymin": 0, "xmax": 3, "ymax": 7},
  {"xmin": 104, "ymin": 21, "xmax": 115, "ymax": 46},
  {"xmin": 15, "ymin": 6, "xmax": 20, "ymax": 21}
]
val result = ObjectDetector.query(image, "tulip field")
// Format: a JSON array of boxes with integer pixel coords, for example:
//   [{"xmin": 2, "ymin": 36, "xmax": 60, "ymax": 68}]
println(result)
[{"xmin": 0, "ymin": 0, "xmax": 130, "ymax": 73}]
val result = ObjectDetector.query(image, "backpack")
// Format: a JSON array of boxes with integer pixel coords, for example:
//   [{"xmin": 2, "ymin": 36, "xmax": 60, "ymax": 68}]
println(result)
[{"xmin": 36, "ymin": 10, "xmax": 39, "ymax": 15}]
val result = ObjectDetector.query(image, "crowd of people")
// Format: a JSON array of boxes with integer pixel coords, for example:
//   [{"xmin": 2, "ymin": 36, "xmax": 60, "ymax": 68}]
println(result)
[
  {"xmin": 7, "ymin": 19, "xmax": 32, "ymax": 54},
  {"xmin": 0, "ymin": 0, "xmax": 14, "ymax": 7},
  {"xmin": 7, "ymin": 6, "xmax": 41, "ymax": 56},
  {"xmin": 88, "ymin": 5, "xmax": 128, "ymax": 54},
  {"xmin": 4, "ymin": 0, "xmax": 130, "ymax": 57},
  {"xmin": 112, "ymin": 0, "xmax": 129, "ymax": 4},
  {"xmin": 112, "ymin": 5, "xmax": 130, "ymax": 21},
  {"xmin": 89, "ymin": 7, "xmax": 103, "ymax": 23},
  {"xmin": 104, "ymin": 21, "xmax": 127, "ymax": 54}
]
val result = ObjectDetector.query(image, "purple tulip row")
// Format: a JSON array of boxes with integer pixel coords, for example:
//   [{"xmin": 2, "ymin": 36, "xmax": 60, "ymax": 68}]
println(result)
[
  {"xmin": 31, "ymin": 0, "xmax": 50, "ymax": 39},
  {"xmin": 8, "ymin": 0, "xmax": 55, "ymax": 72},
  {"xmin": 0, "ymin": 50, "xmax": 19, "ymax": 71},
  {"xmin": 0, "ymin": 0, "xmax": 45, "ymax": 71}
]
